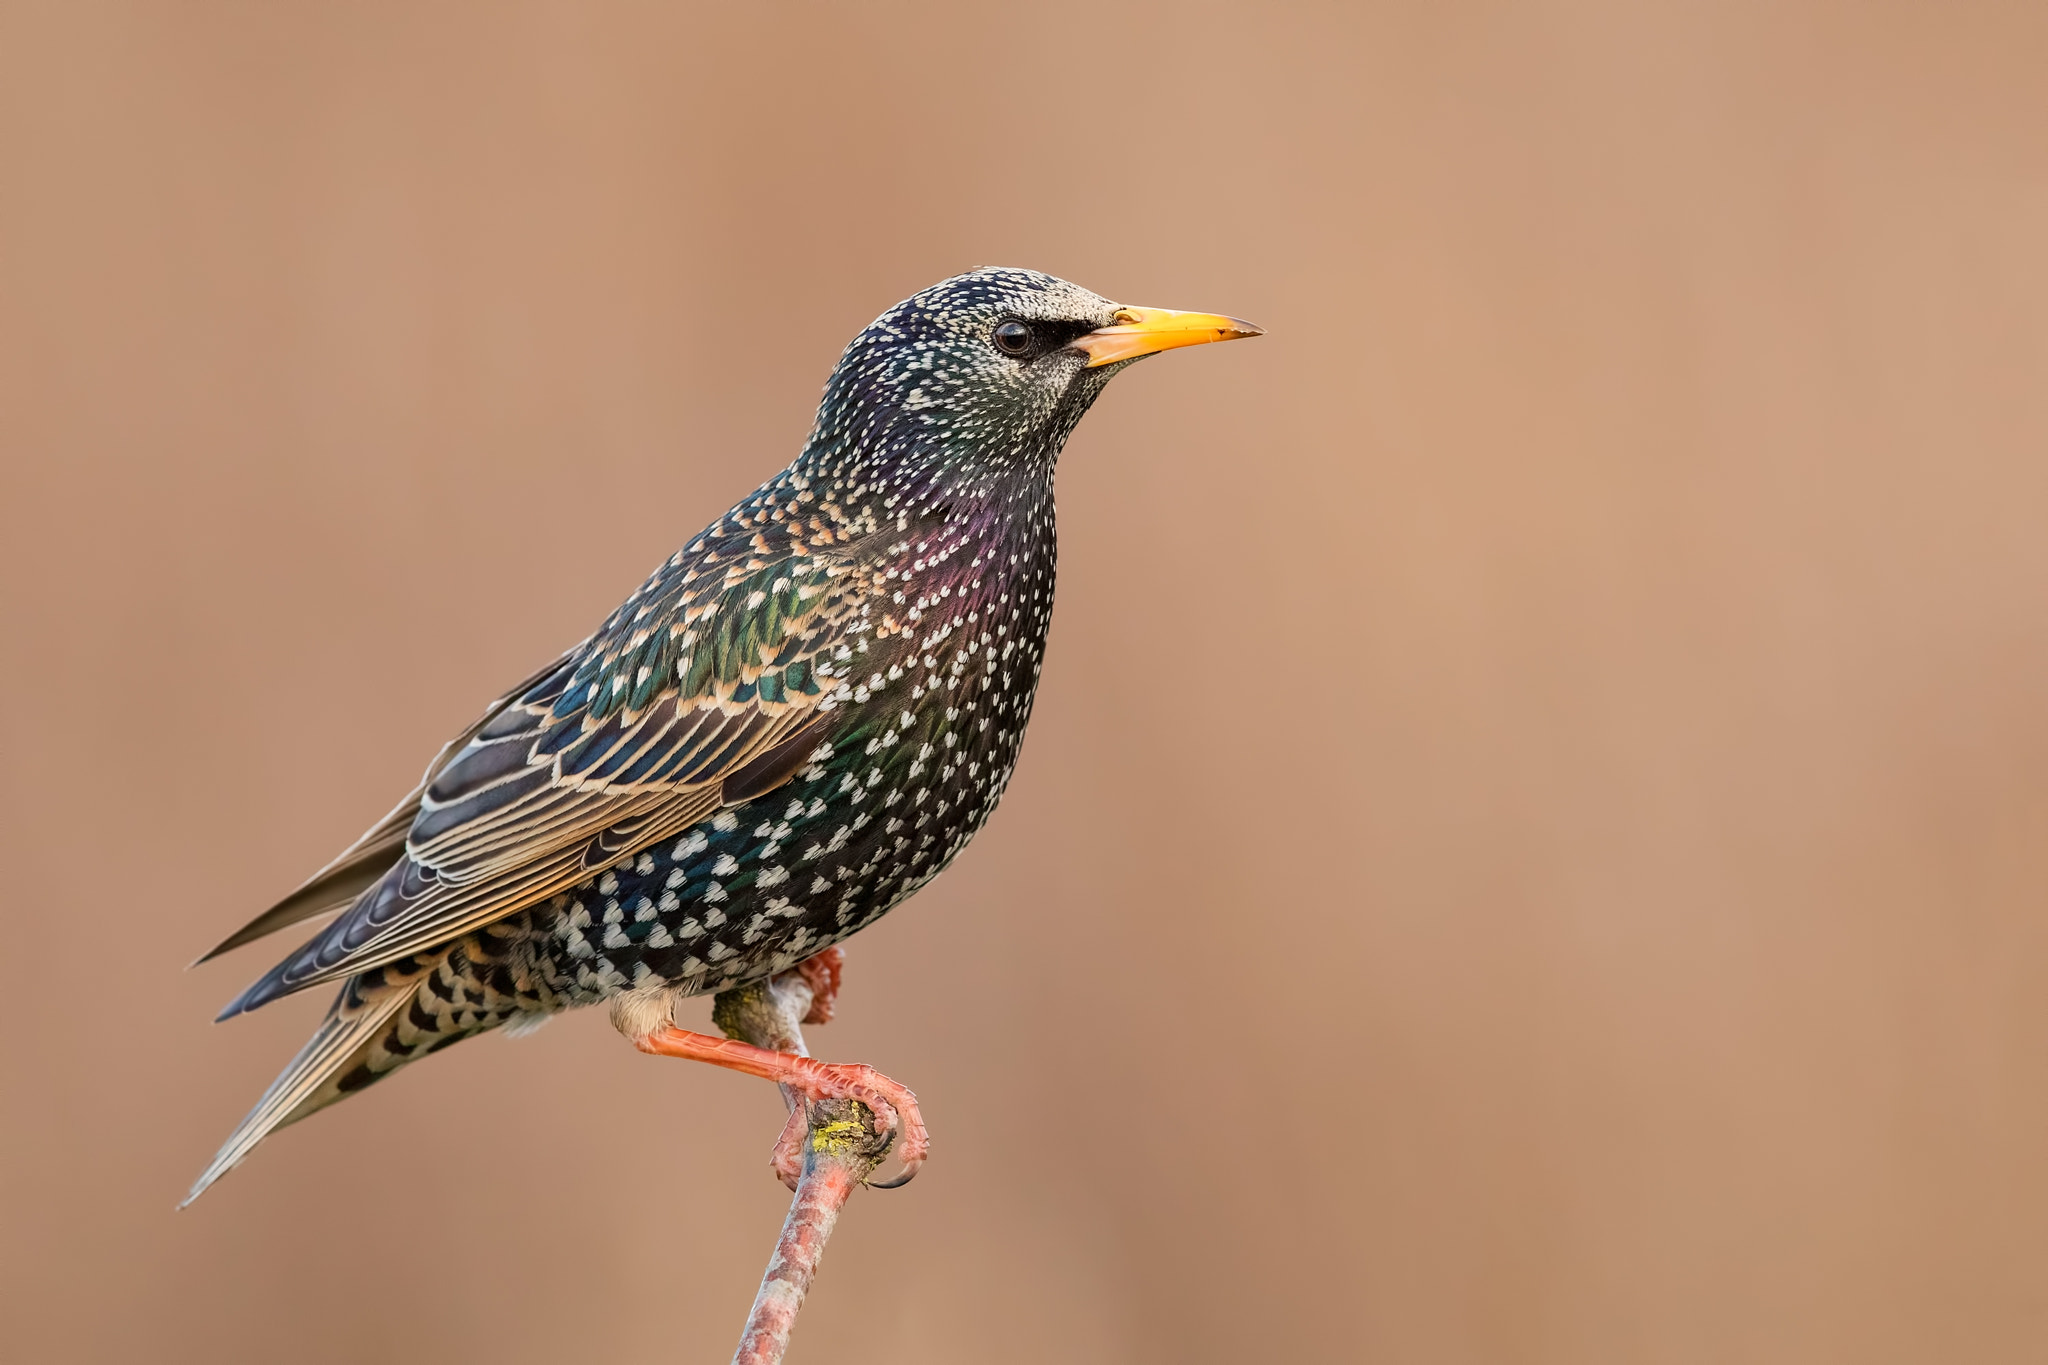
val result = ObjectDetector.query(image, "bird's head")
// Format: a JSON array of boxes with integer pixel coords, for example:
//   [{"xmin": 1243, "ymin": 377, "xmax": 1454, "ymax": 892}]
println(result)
[{"xmin": 798, "ymin": 267, "xmax": 1260, "ymax": 492}]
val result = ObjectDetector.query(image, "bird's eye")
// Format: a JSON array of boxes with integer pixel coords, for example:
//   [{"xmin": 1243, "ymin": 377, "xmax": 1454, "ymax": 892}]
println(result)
[{"xmin": 991, "ymin": 319, "xmax": 1034, "ymax": 357}]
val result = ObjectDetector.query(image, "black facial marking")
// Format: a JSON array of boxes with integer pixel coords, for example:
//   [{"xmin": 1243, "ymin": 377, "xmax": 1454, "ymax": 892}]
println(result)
[{"xmin": 991, "ymin": 315, "xmax": 1098, "ymax": 363}]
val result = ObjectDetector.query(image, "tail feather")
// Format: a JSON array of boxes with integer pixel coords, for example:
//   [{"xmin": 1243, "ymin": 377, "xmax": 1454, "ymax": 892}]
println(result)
[
  {"xmin": 187, "ymin": 916, "xmax": 566, "ymax": 1207},
  {"xmin": 183, "ymin": 976, "xmax": 415, "ymax": 1207}
]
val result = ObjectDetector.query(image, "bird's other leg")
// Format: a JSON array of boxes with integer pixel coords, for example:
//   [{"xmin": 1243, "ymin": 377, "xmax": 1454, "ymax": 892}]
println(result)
[{"xmin": 791, "ymin": 946, "xmax": 843, "ymax": 1026}]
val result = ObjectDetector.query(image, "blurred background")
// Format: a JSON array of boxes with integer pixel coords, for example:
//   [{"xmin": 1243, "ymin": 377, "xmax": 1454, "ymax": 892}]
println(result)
[{"xmin": 4, "ymin": 3, "xmax": 2047, "ymax": 1361}]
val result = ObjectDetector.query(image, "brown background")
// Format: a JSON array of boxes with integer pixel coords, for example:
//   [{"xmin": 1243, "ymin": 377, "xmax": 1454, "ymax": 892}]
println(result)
[{"xmin": 4, "ymin": 3, "xmax": 2048, "ymax": 1361}]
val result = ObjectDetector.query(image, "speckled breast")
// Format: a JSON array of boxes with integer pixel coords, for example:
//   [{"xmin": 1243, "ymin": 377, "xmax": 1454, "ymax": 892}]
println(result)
[{"xmin": 533, "ymin": 522, "xmax": 1056, "ymax": 1003}]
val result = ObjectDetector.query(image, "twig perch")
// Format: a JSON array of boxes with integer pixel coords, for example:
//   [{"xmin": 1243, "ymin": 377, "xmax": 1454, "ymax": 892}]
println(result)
[{"xmin": 713, "ymin": 958, "xmax": 894, "ymax": 1365}]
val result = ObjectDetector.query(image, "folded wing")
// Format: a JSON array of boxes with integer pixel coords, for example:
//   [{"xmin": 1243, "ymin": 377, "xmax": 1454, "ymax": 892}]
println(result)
[{"xmin": 217, "ymin": 538, "xmax": 881, "ymax": 1018}]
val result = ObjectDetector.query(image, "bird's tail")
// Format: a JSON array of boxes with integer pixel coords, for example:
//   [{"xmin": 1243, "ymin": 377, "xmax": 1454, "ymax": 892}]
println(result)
[{"xmin": 184, "ymin": 948, "xmax": 477, "ymax": 1207}]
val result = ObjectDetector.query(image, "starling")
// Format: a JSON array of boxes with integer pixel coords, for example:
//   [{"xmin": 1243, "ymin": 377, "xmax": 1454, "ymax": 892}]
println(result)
[{"xmin": 187, "ymin": 268, "xmax": 1260, "ymax": 1203}]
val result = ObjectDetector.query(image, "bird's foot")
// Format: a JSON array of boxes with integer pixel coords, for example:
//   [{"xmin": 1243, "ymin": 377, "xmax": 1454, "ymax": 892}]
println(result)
[
  {"xmin": 632, "ymin": 1026, "xmax": 928, "ymax": 1189},
  {"xmin": 766, "ymin": 1056, "xmax": 926, "ymax": 1190}
]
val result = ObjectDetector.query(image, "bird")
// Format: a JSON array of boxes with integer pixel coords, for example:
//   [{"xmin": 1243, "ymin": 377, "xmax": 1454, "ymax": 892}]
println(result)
[{"xmin": 186, "ymin": 267, "xmax": 1260, "ymax": 1204}]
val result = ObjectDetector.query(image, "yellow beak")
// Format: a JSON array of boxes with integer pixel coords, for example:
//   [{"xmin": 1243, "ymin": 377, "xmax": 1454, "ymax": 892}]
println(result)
[{"xmin": 1073, "ymin": 305, "xmax": 1265, "ymax": 368}]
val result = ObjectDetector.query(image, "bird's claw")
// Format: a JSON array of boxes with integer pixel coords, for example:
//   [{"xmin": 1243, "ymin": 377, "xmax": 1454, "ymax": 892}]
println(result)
[
  {"xmin": 770, "ymin": 1105, "xmax": 806, "ymax": 1190},
  {"xmin": 763, "ymin": 1059, "xmax": 928, "ymax": 1190}
]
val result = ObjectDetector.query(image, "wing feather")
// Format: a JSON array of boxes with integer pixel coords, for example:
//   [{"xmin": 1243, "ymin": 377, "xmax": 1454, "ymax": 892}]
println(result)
[{"xmin": 218, "ymin": 542, "xmax": 884, "ymax": 1017}]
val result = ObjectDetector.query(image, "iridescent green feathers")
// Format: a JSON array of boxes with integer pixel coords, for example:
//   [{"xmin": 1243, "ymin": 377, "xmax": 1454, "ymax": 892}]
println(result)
[{"xmin": 567, "ymin": 513, "xmax": 867, "ymax": 729}]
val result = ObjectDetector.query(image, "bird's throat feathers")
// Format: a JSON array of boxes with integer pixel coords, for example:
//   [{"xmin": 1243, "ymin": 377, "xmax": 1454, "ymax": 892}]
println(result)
[{"xmin": 777, "ymin": 350, "xmax": 1087, "ymax": 594}]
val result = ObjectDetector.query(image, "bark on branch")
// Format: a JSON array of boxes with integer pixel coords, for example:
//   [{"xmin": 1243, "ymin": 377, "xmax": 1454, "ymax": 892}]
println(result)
[{"xmin": 712, "ymin": 966, "xmax": 893, "ymax": 1365}]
